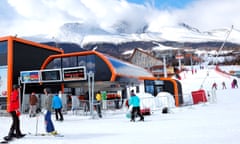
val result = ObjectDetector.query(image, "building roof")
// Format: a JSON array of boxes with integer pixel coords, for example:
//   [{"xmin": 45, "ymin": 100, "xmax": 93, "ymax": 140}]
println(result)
[
  {"xmin": 129, "ymin": 48, "xmax": 163, "ymax": 69},
  {"xmin": 41, "ymin": 51, "xmax": 154, "ymax": 82}
]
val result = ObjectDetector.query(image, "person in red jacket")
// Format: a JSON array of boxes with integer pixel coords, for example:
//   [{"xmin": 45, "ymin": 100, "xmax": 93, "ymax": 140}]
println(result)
[{"xmin": 4, "ymin": 84, "xmax": 25, "ymax": 141}]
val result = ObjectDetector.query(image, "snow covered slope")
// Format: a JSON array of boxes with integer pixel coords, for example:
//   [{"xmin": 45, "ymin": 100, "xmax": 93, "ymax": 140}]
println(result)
[{"xmin": 0, "ymin": 66, "xmax": 240, "ymax": 144}]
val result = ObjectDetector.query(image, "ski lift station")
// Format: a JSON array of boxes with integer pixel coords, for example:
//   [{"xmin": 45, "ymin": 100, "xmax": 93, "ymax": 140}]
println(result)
[{"xmin": 0, "ymin": 36, "xmax": 183, "ymax": 113}]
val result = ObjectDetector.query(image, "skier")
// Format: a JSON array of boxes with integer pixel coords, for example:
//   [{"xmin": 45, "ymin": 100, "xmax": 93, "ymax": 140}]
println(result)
[
  {"xmin": 129, "ymin": 90, "xmax": 144, "ymax": 122},
  {"xmin": 222, "ymin": 81, "xmax": 227, "ymax": 89},
  {"xmin": 43, "ymin": 88, "xmax": 57, "ymax": 134},
  {"xmin": 212, "ymin": 82, "xmax": 217, "ymax": 90},
  {"xmin": 233, "ymin": 79, "xmax": 238, "ymax": 88},
  {"xmin": 3, "ymin": 84, "xmax": 25, "ymax": 142}
]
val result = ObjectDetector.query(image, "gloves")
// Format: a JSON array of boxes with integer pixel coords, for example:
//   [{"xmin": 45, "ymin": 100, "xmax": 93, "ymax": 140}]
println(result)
[
  {"xmin": 43, "ymin": 109, "xmax": 47, "ymax": 115},
  {"xmin": 16, "ymin": 110, "xmax": 21, "ymax": 117}
]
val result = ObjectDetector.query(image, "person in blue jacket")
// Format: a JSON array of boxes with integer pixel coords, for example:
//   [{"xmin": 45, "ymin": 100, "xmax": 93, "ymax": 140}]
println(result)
[
  {"xmin": 52, "ymin": 93, "xmax": 64, "ymax": 121},
  {"xmin": 129, "ymin": 90, "xmax": 144, "ymax": 122}
]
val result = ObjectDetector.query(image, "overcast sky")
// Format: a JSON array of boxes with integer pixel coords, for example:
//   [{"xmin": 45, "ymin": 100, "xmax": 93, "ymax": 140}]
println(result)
[{"xmin": 0, "ymin": 0, "xmax": 239, "ymax": 37}]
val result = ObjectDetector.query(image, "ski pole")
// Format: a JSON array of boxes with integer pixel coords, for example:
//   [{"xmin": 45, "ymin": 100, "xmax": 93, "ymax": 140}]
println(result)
[{"xmin": 35, "ymin": 114, "xmax": 39, "ymax": 135}]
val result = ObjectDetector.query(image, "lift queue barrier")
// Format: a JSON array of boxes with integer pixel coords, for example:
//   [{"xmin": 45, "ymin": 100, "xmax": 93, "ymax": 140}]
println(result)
[{"xmin": 191, "ymin": 89, "xmax": 207, "ymax": 104}]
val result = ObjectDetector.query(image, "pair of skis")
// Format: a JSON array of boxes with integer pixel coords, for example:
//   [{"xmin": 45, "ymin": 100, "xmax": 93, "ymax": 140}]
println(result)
[
  {"xmin": 31, "ymin": 115, "xmax": 64, "ymax": 137},
  {"xmin": 28, "ymin": 132, "xmax": 64, "ymax": 137},
  {"xmin": 1, "ymin": 134, "xmax": 26, "ymax": 143},
  {"xmin": 0, "ymin": 133, "xmax": 64, "ymax": 144},
  {"xmin": 0, "ymin": 140, "xmax": 8, "ymax": 143}
]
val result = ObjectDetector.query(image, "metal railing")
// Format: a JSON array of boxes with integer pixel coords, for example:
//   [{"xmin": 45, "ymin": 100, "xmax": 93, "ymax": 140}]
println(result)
[{"xmin": 70, "ymin": 99, "xmax": 124, "ymax": 115}]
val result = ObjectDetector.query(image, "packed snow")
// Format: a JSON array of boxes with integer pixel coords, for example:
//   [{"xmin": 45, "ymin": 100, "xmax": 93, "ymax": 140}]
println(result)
[{"xmin": 0, "ymin": 66, "xmax": 240, "ymax": 144}]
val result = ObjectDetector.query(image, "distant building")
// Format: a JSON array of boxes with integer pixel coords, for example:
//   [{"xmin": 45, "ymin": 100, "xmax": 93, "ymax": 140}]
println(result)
[
  {"xmin": 129, "ymin": 48, "xmax": 162, "ymax": 69},
  {"xmin": 129, "ymin": 48, "xmax": 174, "ymax": 77}
]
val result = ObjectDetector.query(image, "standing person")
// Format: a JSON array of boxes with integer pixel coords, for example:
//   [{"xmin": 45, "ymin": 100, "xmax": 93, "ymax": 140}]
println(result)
[
  {"xmin": 95, "ymin": 91, "xmax": 102, "ymax": 118},
  {"xmin": 4, "ymin": 84, "xmax": 25, "ymax": 141},
  {"xmin": 222, "ymin": 81, "xmax": 227, "ymax": 89},
  {"xmin": 52, "ymin": 94, "xmax": 64, "ymax": 121},
  {"xmin": 233, "ymin": 79, "xmax": 238, "ymax": 88},
  {"xmin": 29, "ymin": 92, "xmax": 38, "ymax": 117},
  {"xmin": 101, "ymin": 91, "xmax": 107, "ymax": 110},
  {"xmin": 83, "ymin": 92, "xmax": 89, "ymax": 112},
  {"xmin": 114, "ymin": 94, "xmax": 120, "ymax": 109},
  {"xmin": 129, "ymin": 90, "xmax": 144, "ymax": 122},
  {"xmin": 212, "ymin": 82, "xmax": 217, "ymax": 90},
  {"xmin": 71, "ymin": 94, "xmax": 80, "ymax": 114},
  {"xmin": 43, "ymin": 88, "xmax": 57, "ymax": 134}
]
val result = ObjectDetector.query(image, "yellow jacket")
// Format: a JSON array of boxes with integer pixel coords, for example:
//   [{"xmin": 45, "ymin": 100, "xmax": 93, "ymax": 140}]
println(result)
[{"xmin": 96, "ymin": 93, "xmax": 101, "ymax": 101}]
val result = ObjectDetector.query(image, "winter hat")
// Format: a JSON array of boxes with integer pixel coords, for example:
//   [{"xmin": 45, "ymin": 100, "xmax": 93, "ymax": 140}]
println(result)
[
  {"xmin": 130, "ymin": 90, "xmax": 135, "ymax": 95},
  {"xmin": 13, "ymin": 84, "xmax": 20, "ymax": 89}
]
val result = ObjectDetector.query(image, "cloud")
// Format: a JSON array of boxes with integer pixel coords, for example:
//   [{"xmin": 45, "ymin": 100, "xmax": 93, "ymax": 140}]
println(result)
[
  {"xmin": 0, "ymin": 0, "xmax": 239, "ymax": 37},
  {"xmin": 176, "ymin": 0, "xmax": 240, "ymax": 31}
]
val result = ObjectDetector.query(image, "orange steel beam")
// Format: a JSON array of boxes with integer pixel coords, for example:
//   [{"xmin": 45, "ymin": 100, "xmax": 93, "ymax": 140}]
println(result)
[
  {"xmin": 0, "ymin": 36, "xmax": 64, "ymax": 53},
  {"xmin": 142, "ymin": 77, "xmax": 180, "ymax": 107},
  {"xmin": 7, "ymin": 37, "xmax": 13, "ymax": 112},
  {"xmin": 159, "ymin": 77, "xmax": 179, "ymax": 107},
  {"xmin": 0, "ymin": 36, "xmax": 63, "ymax": 111}
]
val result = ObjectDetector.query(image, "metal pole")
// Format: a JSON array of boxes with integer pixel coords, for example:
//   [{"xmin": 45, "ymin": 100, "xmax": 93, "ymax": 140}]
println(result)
[
  {"xmin": 178, "ymin": 59, "xmax": 181, "ymax": 70},
  {"xmin": 178, "ymin": 50, "xmax": 181, "ymax": 70},
  {"xmin": 88, "ymin": 71, "xmax": 94, "ymax": 118},
  {"xmin": 91, "ymin": 72, "xmax": 94, "ymax": 118},
  {"xmin": 190, "ymin": 54, "xmax": 193, "ymax": 71},
  {"xmin": 21, "ymin": 83, "xmax": 26, "ymax": 113},
  {"xmin": 88, "ymin": 72, "xmax": 92, "ymax": 116},
  {"xmin": 163, "ymin": 56, "xmax": 167, "ymax": 77},
  {"xmin": 215, "ymin": 25, "xmax": 234, "ymax": 65}
]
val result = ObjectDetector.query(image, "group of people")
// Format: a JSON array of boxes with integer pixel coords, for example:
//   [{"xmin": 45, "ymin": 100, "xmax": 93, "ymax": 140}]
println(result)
[
  {"xmin": 3, "ymin": 86, "xmax": 145, "ymax": 142},
  {"xmin": 212, "ymin": 79, "xmax": 238, "ymax": 90},
  {"xmin": 95, "ymin": 89, "xmax": 144, "ymax": 122},
  {"xmin": 71, "ymin": 91, "xmax": 103, "ymax": 118},
  {"xmin": 29, "ymin": 90, "xmax": 64, "ymax": 121},
  {"xmin": 3, "ymin": 86, "xmax": 64, "ymax": 141}
]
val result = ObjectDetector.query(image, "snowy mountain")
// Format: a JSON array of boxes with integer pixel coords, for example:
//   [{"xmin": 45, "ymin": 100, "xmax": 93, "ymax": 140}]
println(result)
[
  {"xmin": 22, "ymin": 22, "xmax": 240, "ymax": 64},
  {"xmin": 23, "ymin": 22, "xmax": 240, "ymax": 46}
]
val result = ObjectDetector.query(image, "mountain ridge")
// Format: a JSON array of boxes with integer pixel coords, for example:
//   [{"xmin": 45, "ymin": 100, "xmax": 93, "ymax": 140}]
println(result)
[{"xmin": 22, "ymin": 22, "xmax": 240, "ymax": 65}]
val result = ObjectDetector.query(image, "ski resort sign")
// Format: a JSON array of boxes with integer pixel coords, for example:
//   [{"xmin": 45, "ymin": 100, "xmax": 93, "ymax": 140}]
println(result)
[
  {"xmin": 63, "ymin": 66, "xmax": 86, "ymax": 81},
  {"xmin": 20, "ymin": 66, "xmax": 87, "ymax": 83}
]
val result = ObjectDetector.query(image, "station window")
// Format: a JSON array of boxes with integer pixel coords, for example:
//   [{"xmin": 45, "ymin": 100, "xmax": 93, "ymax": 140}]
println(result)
[
  {"xmin": 86, "ymin": 55, "xmax": 96, "ymax": 72},
  {"xmin": 77, "ymin": 56, "xmax": 87, "ymax": 67},
  {"xmin": 62, "ymin": 57, "xmax": 77, "ymax": 68},
  {"xmin": 46, "ymin": 58, "xmax": 61, "ymax": 69},
  {"xmin": 136, "ymin": 86, "xmax": 140, "ymax": 93},
  {"xmin": 144, "ymin": 80, "xmax": 154, "ymax": 96},
  {"xmin": 0, "ymin": 41, "xmax": 7, "ymax": 65}
]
